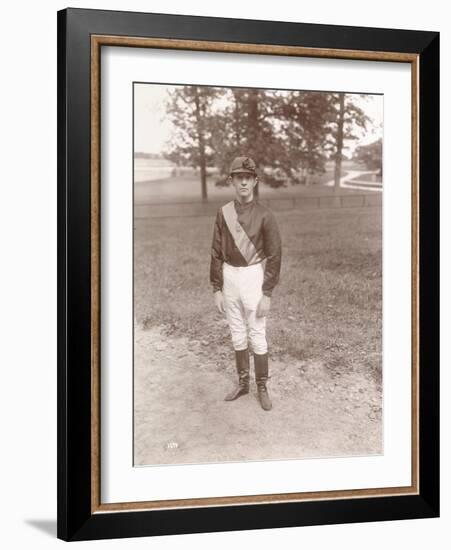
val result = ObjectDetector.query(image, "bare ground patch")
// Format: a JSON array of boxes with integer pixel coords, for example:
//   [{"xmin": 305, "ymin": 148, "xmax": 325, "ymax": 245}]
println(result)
[{"xmin": 134, "ymin": 324, "xmax": 382, "ymax": 466}]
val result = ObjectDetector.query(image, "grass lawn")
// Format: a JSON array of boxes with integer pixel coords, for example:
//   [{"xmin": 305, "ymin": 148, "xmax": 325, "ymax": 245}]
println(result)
[{"xmin": 134, "ymin": 205, "xmax": 382, "ymax": 383}]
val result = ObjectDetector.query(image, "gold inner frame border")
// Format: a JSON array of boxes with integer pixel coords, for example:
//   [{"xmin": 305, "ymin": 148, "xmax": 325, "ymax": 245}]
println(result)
[{"xmin": 90, "ymin": 34, "xmax": 420, "ymax": 514}]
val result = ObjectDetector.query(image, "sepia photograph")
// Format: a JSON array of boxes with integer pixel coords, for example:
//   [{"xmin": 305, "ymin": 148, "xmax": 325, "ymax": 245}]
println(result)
[
  {"xmin": 55, "ymin": 6, "xmax": 440, "ymax": 541},
  {"xmin": 133, "ymin": 82, "xmax": 384, "ymax": 467}
]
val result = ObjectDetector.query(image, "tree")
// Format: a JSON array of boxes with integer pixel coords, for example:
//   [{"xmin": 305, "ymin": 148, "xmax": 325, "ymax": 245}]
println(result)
[
  {"xmin": 333, "ymin": 93, "xmax": 345, "ymax": 192},
  {"xmin": 325, "ymin": 93, "xmax": 370, "ymax": 191},
  {"xmin": 164, "ymin": 86, "xmax": 375, "ymax": 199},
  {"xmin": 164, "ymin": 86, "xmax": 222, "ymax": 200},
  {"xmin": 353, "ymin": 139, "xmax": 382, "ymax": 175},
  {"xmin": 208, "ymin": 88, "xmax": 247, "ymax": 179},
  {"xmin": 210, "ymin": 88, "xmax": 295, "ymax": 192},
  {"xmin": 274, "ymin": 90, "xmax": 331, "ymax": 184}
]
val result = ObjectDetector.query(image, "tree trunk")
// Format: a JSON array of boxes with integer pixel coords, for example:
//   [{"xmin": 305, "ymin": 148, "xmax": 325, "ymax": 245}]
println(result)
[
  {"xmin": 334, "ymin": 93, "xmax": 345, "ymax": 193},
  {"xmin": 193, "ymin": 87, "xmax": 208, "ymax": 201},
  {"xmin": 248, "ymin": 89, "xmax": 260, "ymax": 198},
  {"xmin": 232, "ymin": 89, "xmax": 242, "ymax": 148}
]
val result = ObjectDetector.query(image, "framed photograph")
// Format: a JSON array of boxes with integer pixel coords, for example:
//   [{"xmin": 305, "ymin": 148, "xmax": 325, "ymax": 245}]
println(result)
[{"xmin": 57, "ymin": 8, "xmax": 439, "ymax": 541}]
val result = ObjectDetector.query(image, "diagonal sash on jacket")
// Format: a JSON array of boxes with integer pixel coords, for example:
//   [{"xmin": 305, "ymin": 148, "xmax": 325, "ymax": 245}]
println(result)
[{"xmin": 221, "ymin": 201, "xmax": 263, "ymax": 265}]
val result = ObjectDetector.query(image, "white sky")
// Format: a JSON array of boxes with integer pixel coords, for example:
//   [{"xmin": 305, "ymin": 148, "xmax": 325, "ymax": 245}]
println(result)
[{"xmin": 134, "ymin": 83, "xmax": 383, "ymax": 155}]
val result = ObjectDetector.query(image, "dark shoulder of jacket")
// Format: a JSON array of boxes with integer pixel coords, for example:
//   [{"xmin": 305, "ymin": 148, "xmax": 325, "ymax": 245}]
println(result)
[
  {"xmin": 215, "ymin": 206, "xmax": 224, "ymax": 222},
  {"xmin": 254, "ymin": 200, "xmax": 275, "ymax": 220}
]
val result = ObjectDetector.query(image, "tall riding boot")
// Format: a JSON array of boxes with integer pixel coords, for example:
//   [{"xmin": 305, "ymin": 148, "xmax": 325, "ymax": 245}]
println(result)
[
  {"xmin": 254, "ymin": 352, "xmax": 272, "ymax": 411},
  {"xmin": 224, "ymin": 349, "xmax": 250, "ymax": 401}
]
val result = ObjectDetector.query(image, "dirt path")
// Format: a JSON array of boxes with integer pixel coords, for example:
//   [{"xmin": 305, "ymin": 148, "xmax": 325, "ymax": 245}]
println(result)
[
  {"xmin": 134, "ymin": 324, "xmax": 382, "ymax": 466},
  {"xmin": 324, "ymin": 170, "xmax": 382, "ymax": 192}
]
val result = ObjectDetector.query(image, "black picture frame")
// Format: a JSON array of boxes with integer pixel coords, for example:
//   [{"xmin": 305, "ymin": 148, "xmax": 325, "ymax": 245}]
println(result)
[{"xmin": 57, "ymin": 7, "xmax": 439, "ymax": 542}]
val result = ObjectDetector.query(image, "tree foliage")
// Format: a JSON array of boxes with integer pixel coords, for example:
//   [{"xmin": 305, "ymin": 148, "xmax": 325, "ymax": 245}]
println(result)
[
  {"xmin": 163, "ymin": 85, "xmax": 376, "ymax": 197},
  {"xmin": 165, "ymin": 86, "xmax": 220, "ymax": 199},
  {"xmin": 353, "ymin": 138, "xmax": 383, "ymax": 174}
]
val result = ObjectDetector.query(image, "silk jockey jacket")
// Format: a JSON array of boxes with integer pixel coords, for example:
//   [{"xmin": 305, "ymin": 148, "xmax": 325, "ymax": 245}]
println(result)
[{"xmin": 210, "ymin": 198, "xmax": 282, "ymax": 297}]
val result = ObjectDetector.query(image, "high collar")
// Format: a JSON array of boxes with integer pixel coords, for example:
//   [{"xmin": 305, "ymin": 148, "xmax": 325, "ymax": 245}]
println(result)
[{"xmin": 234, "ymin": 197, "xmax": 256, "ymax": 209}]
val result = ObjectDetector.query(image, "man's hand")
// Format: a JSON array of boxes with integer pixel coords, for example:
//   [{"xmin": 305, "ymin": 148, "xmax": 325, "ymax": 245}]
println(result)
[
  {"xmin": 256, "ymin": 295, "xmax": 271, "ymax": 318},
  {"xmin": 214, "ymin": 291, "xmax": 225, "ymax": 314}
]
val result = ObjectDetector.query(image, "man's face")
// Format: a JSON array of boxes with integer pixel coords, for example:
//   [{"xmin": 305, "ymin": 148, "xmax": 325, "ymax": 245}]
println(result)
[{"xmin": 230, "ymin": 172, "xmax": 258, "ymax": 202}]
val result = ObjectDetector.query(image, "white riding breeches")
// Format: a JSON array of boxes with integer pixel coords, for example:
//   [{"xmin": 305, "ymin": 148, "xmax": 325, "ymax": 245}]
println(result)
[{"xmin": 222, "ymin": 262, "xmax": 268, "ymax": 354}]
